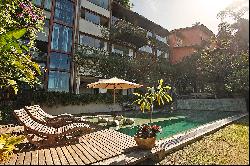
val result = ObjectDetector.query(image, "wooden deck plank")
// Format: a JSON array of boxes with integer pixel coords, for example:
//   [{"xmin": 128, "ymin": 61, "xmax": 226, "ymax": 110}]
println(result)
[
  {"xmin": 65, "ymin": 145, "xmax": 84, "ymax": 165},
  {"xmin": 94, "ymin": 132, "xmax": 125, "ymax": 153},
  {"xmin": 61, "ymin": 146, "xmax": 77, "ymax": 165},
  {"xmin": 86, "ymin": 132, "xmax": 122, "ymax": 156},
  {"xmin": 100, "ymin": 131, "xmax": 132, "ymax": 150},
  {"xmin": 23, "ymin": 151, "xmax": 32, "ymax": 165},
  {"xmin": 38, "ymin": 149, "xmax": 46, "ymax": 165},
  {"xmin": 15, "ymin": 152, "xmax": 25, "ymax": 165},
  {"xmin": 80, "ymin": 139, "xmax": 106, "ymax": 160},
  {"xmin": 74, "ymin": 143, "xmax": 97, "ymax": 163},
  {"xmin": 70, "ymin": 144, "xmax": 91, "ymax": 165},
  {"xmin": 31, "ymin": 150, "xmax": 39, "ymax": 165},
  {"xmin": 83, "ymin": 135, "xmax": 113, "ymax": 159},
  {"xmin": 49, "ymin": 148, "xmax": 61, "ymax": 165},
  {"xmin": 97, "ymin": 130, "xmax": 131, "ymax": 151},
  {"xmin": 44, "ymin": 148, "xmax": 54, "ymax": 165},
  {"xmin": 78, "ymin": 141, "xmax": 102, "ymax": 161},
  {"xmin": 55, "ymin": 147, "xmax": 69, "ymax": 165},
  {"xmin": 3, "ymin": 153, "xmax": 18, "ymax": 165},
  {"xmin": 107, "ymin": 130, "xmax": 136, "ymax": 148}
]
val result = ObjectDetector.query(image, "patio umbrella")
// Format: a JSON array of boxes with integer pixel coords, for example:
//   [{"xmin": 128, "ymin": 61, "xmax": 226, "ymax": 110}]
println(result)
[{"xmin": 87, "ymin": 77, "xmax": 143, "ymax": 104}]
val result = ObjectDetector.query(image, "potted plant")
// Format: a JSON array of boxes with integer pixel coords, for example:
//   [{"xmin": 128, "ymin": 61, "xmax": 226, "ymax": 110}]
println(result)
[
  {"xmin": 134, "ymin": 124, "xmax": 162, "ymax": 149},
  {"xmin": 133, "ymin": 79, "xmax": 172, "ymax": 149}
]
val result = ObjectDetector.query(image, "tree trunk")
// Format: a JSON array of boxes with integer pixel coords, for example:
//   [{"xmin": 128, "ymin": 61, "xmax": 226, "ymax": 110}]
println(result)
[{"xmin": 150, "ymin": 103, "xmax": 153, "ymax": 123}]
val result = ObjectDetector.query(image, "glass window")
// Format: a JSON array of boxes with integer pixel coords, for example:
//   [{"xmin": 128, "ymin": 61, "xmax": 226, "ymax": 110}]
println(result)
[
  {"xmin": 48, "ymin": 71, "xmax": 70, "ymax": 92},
  {"xmin": 50, "ymin": 52, "xmax": 70, "ymax": 70},
  {"xmin": 85, "ymin": 10, "xmax": 100, "ymax": 25},
  {"xmin": 111, "ymin": 16, "xmax": 119, "ymax": 25},
  {"xmin": 87, "ymin": 0, "xmax": 109, "ymax": 9},
  {"xmin": 44, "ymin": 0, "xmax": 51, "ymax": 10},
  {"xmin": 79, "ymin": 34, "xmax": 105, "ymax": 49},
  {"xmin": 157, "ymin": 50, "xmax": 169, "ymax": 59},
  {"xmin": 139, "ymin": 45, "xmax": 153, "ymax": 53},
  {"xmin": 147, "ymin": 31, "xmax": 153, "ymax": 38},
  {"xmin": 155, "ymin": 34, "xmax": 167, "ymax": 44},
  {"xmin": 51, "ymin": 23, "xmax": 73, "ymax": 52},
  {"xmin": 45, "ymin": 19, "xmax": 50, "ymax": 28},
  {"xmin": 113, "ymin": 45, "xmax": 129, "ymax": 56},
  {"xmin": 54, "ymin": 0, "xmax": 74, "ymax": 25},
  {"xmin": 33, "ymin": 0, "xmax": 42, "ymax": 6}
]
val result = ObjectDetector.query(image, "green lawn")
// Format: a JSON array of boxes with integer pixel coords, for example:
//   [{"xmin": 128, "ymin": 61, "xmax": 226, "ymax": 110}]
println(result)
[{"xmin": 156, "ymin": 115, "xmax": 249, "ymax": 165}]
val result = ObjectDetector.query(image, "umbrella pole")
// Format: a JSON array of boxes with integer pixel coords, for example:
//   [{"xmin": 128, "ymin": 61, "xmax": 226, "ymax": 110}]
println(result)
[{"xmin": 113, "ymin": 89, "xmax": 116, "ymax": 104}]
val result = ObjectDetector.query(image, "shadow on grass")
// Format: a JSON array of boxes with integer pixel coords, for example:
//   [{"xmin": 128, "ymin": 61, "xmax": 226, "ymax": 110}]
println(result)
[{"xmin": 233, "ymin": 115, "xmax": 249, "ymax": 126}]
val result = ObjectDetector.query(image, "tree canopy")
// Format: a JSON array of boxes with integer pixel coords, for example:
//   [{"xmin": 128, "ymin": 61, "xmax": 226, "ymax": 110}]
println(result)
[{"xmin": 0, "ymin": 0, "xmax": 44, "ymax": 94}]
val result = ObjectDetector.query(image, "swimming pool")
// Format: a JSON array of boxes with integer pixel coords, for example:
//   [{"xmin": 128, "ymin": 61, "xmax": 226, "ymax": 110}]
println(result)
[{"xmin": 117, "ymin": 111, "xmax": 239, "ymax": 140}]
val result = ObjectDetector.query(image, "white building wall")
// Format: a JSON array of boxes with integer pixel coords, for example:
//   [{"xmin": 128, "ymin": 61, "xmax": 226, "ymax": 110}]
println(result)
[{"xmin": 79, "ymin": 19, "xmax": 104, "ymax": 38}]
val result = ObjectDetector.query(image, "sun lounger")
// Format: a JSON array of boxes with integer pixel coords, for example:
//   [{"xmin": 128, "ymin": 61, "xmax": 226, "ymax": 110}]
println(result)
[
  {"xmin": 13, "ymin": 109, "xmax": 92, "ymax": 147},
  {"xmin": 25, "ymin": 105, "xmax": 86, "ymax": 127}
]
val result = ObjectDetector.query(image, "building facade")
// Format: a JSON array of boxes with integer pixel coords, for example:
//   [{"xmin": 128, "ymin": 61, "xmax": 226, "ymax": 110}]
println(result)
[
  {"xmin": 33, "ymin": 0, "xmax": 170, "ymax": 94},
  {"xmin": 168, "ymin": 24, "xmax": 214, "ymax": 64}
]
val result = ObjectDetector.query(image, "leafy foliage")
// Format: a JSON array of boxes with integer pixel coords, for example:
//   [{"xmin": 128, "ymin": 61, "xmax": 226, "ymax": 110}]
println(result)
[
  {"xmin": 136, "ymin": 125, "xmax": 162, "ymax": 139},
  {"xmin": 108, "ymin": 19, "xmax": 148, "ymax": 49},
  {"xmin": 30, "ymin": 91, "xmax": 137, "ymax": 107},
  {"xmin": 133, "ymin": 79, "xmax": 172, "ymax": 123},
  {"xmin": 0, "ymin": 0, "xmax": 44, "ymax": 94},
  {"xmin": 0, "ymin": 134, "xmax": 25, "ymax": 162},
  {"xmin": 113, "ymin": 0, "xmax": 133, "ymax": 9}
]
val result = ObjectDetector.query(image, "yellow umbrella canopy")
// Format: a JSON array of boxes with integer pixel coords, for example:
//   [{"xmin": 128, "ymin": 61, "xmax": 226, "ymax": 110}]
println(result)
[{"xmin": 87, "ymin": 77, "xmax": 143, "ymax": 104}]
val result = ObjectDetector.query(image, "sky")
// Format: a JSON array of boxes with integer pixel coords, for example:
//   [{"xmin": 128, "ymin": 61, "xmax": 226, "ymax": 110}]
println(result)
[{"xmin": 130, "ymin": 0, "xmax": 249, "ymax": 34}]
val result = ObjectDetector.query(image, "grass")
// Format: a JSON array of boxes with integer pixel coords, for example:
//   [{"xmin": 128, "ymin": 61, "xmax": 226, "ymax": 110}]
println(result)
[{"xmin": 156, "ymin": 115, "xmax": 249, "ymax": 165}]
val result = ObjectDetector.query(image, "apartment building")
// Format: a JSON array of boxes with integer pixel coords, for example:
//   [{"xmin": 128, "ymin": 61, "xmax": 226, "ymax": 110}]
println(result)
[
  {"xmin": 33, "ymin": 0, "xmax": 170, "ymax": 94},
  {"xmin": 168, "ymin": 24, "xmax": 214, "ymax": 64}
]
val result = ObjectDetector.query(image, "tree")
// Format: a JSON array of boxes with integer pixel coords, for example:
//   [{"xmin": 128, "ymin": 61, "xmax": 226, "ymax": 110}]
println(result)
[
  {"xmin": 113, "ymin": 0, "xmax": 133, "ymax": 9},
  {"xmin": 133, "ymin": 79, "xmax": 172, "ymax": 123},
  {"xmin": 0, "ymin": 0, "xmax": 44, "ymax": 94},
  {"xmin": 196, "ymin": 1, "xmax": 249, "ymax": 97}
]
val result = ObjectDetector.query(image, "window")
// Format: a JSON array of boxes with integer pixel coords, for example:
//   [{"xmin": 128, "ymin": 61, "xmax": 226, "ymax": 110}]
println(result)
[
  {"xmin": 79, "ymin": 34, "xmax": 105, "ymax": 49},
  {"xmin": 81, "ymin": 9, "xmax": 100, "ymax": 25},
  {"xmin": 50, "ymin": 52, "xmax": 70, "ymax": 70},
  {"xmin": 111, "ymin": 16, "xmax": 119, "ymax": 25},
  {"xmin": 155, "ymin": 34, "xmax": 167, "ymax": 43},
  {"xmin": 147, "ymin": 31, "xmax": 153, "ymax": 38},
  {"xmin": 176, "ymin": 37, "xmax": 183, "ymax": 47},
  {"xmin": 33, "ymin": 0, "xmax": 51, "ymax": 10},
  {"xmin": 113, "ymin": 45, "xmax": 129, "ymax": 56},
  {"xmin": 139, "ymin": 45, "xmax": 153, "ymax": 54},
  {"xmin": 87, "ymin": 0, "xmax": 109, "ymax": 10},
  {"xmin": 45, "ymin": 19, "xmax": 50, "ymax": 28},
  {"xmin": 54, "ymin": 0, "xmax": 74, "ymax": 25},
  {"xmin": 44, "ymin": 0, "xmax": 51, "ymax": 10},
  {"xmin": 48, "ymin": 71, "xmax": 70, "ymax": 92},
  {"xmin": 51, "ymin": 23, "xmax": 73, "ymax": 52},
  {"xmin": 33, "ymin": 0, "xmax": 42, "ymax": 6},
  {"xmin": 157, "ymin": 50, "xmax": 169, "ymax": 59},
  {"xmin": 81, "ymin": 9, "xmax": 109, "ymax": 27}
]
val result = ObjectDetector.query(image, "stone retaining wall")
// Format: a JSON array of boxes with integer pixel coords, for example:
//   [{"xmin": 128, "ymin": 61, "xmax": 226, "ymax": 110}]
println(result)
[
  {"xmin": 42, "ymin": 98, "xmax": 247, "ymax": 115},
  {"xmin": 176, "ymin": 98, "xmax": 247, "ymax": 112}
]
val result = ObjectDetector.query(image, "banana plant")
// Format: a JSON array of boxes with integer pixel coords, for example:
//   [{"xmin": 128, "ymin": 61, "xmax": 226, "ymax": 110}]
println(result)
[{"xmin": 133, "ymin": 79, "xmax": 173, "ymax": 123}]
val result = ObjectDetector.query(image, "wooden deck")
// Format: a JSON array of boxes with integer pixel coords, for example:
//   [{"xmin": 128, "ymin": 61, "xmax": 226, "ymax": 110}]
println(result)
[{"xmin": 0, "ymin": 126, "xmax": 137, "ymax": 165}]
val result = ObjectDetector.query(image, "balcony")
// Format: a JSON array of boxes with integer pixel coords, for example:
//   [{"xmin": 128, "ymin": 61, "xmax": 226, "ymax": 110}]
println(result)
[{"xmin": 110, "ymin": 19, "xmax": 148, "ymax": 48}]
